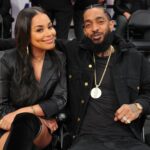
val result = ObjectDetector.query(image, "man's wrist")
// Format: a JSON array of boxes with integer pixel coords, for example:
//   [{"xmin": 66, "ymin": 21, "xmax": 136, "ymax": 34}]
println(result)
[{"xmin": 134, "ymin": 103, "xmax": 143, "ymax": 112}]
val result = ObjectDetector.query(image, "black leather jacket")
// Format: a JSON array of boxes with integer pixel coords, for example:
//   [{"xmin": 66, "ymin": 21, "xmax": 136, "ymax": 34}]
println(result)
[{"xmin": 0, "ymin": 49, "xmax": 67, "ymax": 119}]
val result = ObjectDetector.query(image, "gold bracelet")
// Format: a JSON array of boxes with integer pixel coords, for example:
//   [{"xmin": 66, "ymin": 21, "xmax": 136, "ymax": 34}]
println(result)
[
  {"xmin": 135, "ymin": 103, "xmax": 143, "ymax": 111},
  {"xmin": 31, "ymin": 106, "xmax": 36, "ymax": 114}
]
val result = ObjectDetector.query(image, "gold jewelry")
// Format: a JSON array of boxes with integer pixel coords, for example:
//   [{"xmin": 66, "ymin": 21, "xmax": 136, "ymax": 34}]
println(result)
[
  {"xmin": 0, "ymin": 119, "xmax": 3, "ymax": 125},
  {"xmin": 134, "ymin": 103, "xmax": 143, "ymax": 111},
  {"xmin": 122, "ymin": 116, "xmax": 127, "ymax": 122},
  {"xmin": 32, "ymin": 57, "xmax": 44, "ymax": 63},
  {"xmin": 126, "ymin": 119, "xmax": 131, "ymax": 124},
  {"xmin": 122, "ymin": 116, "xmax": 131, "ymax": 124},
  {"xmin": 27, "ymin": 46, "xmax": 29, "ymax": 55},
  {"xmin": 90, "ymin": 45, "xmax": 114, "ymax": 99},
  {"xmin": 98, "ymin": 45, "xmax": 115, "ymax": 57}
]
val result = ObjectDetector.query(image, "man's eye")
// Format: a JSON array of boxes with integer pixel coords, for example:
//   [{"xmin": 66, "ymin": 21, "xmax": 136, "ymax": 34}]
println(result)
[
  {"xmin": 98, "ymin": 20, "xmax": 105, "ymax": 24},
  {"xmin": 85, "ymin": 24, "xmax": 91, "ymax": 28}
]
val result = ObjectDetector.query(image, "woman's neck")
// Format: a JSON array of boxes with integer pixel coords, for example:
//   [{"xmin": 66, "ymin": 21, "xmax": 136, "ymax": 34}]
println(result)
[{"xmin": 32, "ymin": 48, "xmax": 46, "ymax": 63}]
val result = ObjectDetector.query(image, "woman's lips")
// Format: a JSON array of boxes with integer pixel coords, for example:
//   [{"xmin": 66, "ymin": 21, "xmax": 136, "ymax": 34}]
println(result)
[{"xmin": 43, "ymin": 38, "xmax": 55, "ymax": 44}]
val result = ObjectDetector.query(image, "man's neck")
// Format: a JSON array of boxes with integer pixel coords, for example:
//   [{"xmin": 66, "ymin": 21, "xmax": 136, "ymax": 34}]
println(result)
[{"xmin": 96, "ymin": 45, "xmax": 115, "ymax": 57}]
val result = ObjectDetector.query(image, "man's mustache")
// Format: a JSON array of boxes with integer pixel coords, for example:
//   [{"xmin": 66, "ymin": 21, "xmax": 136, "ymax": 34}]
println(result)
[{"xmin": 91, "ymin": 32, "xmax": 103, "ymax": 37}]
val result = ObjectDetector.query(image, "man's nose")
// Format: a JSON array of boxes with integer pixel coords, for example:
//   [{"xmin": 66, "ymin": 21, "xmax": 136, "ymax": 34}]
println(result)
[{"xmin": 92, "ymin": 23, "xmax": 99, "ymax": 32}]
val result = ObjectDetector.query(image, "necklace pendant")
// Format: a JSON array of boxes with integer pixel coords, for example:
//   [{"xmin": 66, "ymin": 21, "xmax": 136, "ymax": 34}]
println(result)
[{"xmin": 90, "ymin": 87, "xmax": 102, "ymax": 99}]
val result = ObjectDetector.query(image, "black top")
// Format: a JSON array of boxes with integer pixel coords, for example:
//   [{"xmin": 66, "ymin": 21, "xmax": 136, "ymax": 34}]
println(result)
[{"xmin": 80, "ymin": 53, "xmax": 133, "ymax": 138}]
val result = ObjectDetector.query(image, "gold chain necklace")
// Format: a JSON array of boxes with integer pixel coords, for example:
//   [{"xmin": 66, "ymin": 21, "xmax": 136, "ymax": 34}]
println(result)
[{"xmin": 90, "ymin": 45, "xmax": 114, "ymax": 99}]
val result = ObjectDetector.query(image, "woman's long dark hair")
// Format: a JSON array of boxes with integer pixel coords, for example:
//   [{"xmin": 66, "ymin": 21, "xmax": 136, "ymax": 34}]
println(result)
[
  {"xmin": 11, "ymin": 7, "xmax": 59, "ymax": 106},
  {"xmin": 15, "ymin": 7, "xmax": 46, "ymax": 83}
]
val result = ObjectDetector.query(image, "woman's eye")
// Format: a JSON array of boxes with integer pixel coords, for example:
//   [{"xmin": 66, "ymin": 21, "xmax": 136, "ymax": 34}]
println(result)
[
  {"xmin": 36, "ymin": 28, "xmax": 43, "ymax": 32},
  {"xmin": 48, "ymin": 25, "xmax": 53, "ymax": 29}
]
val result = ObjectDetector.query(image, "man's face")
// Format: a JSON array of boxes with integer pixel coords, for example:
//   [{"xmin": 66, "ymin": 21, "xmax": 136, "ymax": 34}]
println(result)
[{"xmin": 83, "ymin": 8, "xmax": 114, "ymax": 44}]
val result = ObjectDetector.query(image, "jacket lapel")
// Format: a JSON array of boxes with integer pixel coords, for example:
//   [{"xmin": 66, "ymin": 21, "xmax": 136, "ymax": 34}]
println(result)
[{"xmin": 40, "ymin": 52, "xmax": 56, "ymax": 88}]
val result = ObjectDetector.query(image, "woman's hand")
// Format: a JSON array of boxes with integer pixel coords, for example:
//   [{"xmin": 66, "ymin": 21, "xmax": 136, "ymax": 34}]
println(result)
[
  {"xmin": 0, "ymin": 111, "xmax": 17, "ymax": 130},
  {"xmin": 0, "ymin": 104, "xmax": 45, "ymax": 130},
  {"xmin": 40, "ymin": 118, "xmax": 58, "ymax": 134}
]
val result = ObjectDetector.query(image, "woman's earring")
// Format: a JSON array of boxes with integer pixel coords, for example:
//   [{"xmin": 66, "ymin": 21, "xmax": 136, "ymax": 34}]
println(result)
[{"xmin": 27, "ymin": 46, "xmax": 29, "ymax": 55}]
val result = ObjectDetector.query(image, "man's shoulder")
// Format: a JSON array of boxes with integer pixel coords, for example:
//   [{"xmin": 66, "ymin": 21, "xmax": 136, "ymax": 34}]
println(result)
[
  {"xmin": 54, "ymin": 49, "xmax": 66, "ymax": 61},
  {"xmin": 125, "ymin": 43, "xmax": 143, "ymax": 57},
  {"xmin": 57, "ymin": 38, "xmax": 79, "ymax": 46},
  {"xmin": 114, "ymin": 37, "xmax": 144, "ymax": 61},
  {"xmin": 115, "ymin": 37, "xmax": 140, "ymax": 55},
  {"xmin": 56, "ymin": 38, "xmax": 81, "ymax": 56}
]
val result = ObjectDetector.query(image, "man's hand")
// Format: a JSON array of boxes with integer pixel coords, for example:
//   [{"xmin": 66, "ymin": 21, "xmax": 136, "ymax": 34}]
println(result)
[
  {"xmin": 40, "ymin": 118, "xmax": 58, "ymax": 134},
  {"xmin": 123, "ymin": 12, "xmax": 131, "ymax": 20},
  {"xmin": 114, "ymin": 103, "xmax": 143, "ymax": 124}
]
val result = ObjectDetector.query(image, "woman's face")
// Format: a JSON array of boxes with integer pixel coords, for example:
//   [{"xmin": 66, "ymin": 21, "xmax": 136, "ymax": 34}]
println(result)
[{"xmin": 30, "ymin": 13, "xmax": 56, "ymax": 51}]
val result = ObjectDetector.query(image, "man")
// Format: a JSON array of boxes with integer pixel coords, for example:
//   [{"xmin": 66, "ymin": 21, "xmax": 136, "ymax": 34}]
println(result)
[{"xmin": 56, "ymin": 4, "xmax": 150, "ymax": 150}]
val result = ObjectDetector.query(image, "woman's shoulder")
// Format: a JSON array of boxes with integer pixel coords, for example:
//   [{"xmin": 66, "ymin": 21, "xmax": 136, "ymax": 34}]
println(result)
[{"xmin": 0, "ymin": 48, "xmax": 17, "ymax": 66}]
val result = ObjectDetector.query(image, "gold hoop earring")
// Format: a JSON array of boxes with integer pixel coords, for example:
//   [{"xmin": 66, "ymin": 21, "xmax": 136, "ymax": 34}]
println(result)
[{"xmin": 27, "ymin": 46, "xmax": 29, "ymax": 55}]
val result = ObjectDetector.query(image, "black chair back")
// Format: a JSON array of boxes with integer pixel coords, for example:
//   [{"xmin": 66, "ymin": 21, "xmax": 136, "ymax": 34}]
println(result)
[{"xmin": 127, "ymin": 10, "xmax": 150, "ymax": 52}]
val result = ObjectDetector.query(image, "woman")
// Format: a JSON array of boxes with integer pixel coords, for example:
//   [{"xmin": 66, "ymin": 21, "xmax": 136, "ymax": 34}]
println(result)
[{"xmin": 0, "ymin": 7, "xmax": 67, "ymax": 150}]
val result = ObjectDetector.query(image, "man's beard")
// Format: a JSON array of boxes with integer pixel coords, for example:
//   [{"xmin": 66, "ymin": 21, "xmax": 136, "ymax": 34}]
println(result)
[{"xmin": 83, "ymin": 31, "xmax": 114, "ymax": 54}]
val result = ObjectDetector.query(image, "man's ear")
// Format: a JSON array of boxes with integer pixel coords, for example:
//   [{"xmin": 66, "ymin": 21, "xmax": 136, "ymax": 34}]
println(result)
[{"xmin": 109, "ymin": 20, "xmax": 115, "ymax": 31}]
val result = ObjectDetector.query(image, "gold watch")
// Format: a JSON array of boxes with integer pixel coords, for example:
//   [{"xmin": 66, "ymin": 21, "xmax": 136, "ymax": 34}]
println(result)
[{"xmin": 135, "ymin": 103, "xmax": 143, "ymax": 111}]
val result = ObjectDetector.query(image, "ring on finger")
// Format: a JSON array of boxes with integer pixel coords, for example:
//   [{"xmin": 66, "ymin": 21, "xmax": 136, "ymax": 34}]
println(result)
[
  {"xmin": 122, "ymin": 116, "xmax": 127, "ymax": 122},
  {"xmin": 126, "ymin": 119, "xmax": 131, "ymax": 124},
  {"xmin": 53, "ymin": 127, "xmax": 57, "ymax": 131},
  {"xmin": 0, "ymin": 119, "xmax": 3, "ymax": 125}
]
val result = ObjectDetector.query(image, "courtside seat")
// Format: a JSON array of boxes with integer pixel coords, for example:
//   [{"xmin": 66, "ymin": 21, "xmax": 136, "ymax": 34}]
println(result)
[{"xmin": 127, "ymin": 10, "xmax": 150, "ymax": 53}]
